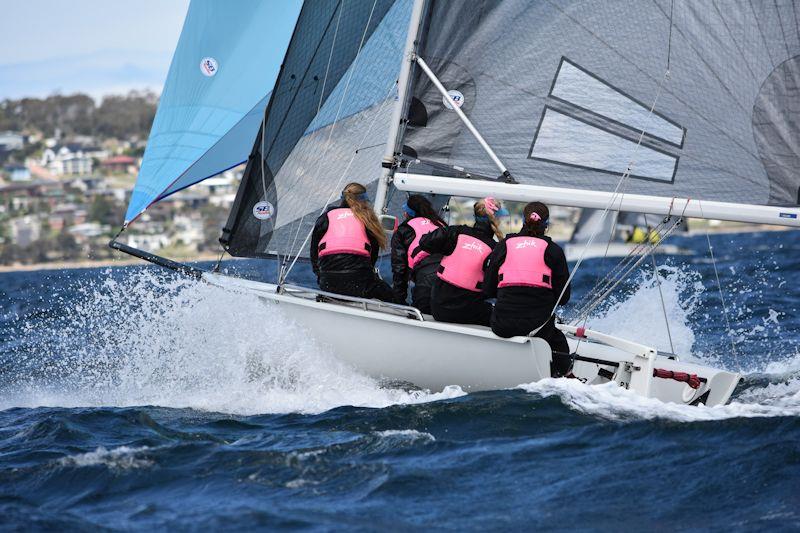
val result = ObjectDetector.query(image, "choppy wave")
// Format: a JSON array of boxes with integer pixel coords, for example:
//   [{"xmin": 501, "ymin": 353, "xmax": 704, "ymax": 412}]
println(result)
[
  {"xmin": 1, "ymin": 270, "xmax": 465, "ymax": 415},
  {"xmin": 2, "ymin": 258, "xmax": 799, "ymax": 422},
  {"xmin": 519, "ymin": 376, "xmax": 800, "ymax": 422},
  {"xmin": 2, "ymin": 230, "xmax": 800, "ymax": 529}
]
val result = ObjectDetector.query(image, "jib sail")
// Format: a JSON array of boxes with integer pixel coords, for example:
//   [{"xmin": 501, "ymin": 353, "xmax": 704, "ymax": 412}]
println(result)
[{"xmin": 220, "ymin": 0, "xmax": 413, "ymax": 259}]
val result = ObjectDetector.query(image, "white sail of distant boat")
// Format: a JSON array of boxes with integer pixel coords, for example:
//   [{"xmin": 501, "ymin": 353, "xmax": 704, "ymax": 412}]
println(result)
[
  {"xmin": 564, "ymin": 209, "xmax": 689, "ymax": 261},
  {"xmin": 114, "ymin": 0, "xmax": 800, "ymax": 407}
]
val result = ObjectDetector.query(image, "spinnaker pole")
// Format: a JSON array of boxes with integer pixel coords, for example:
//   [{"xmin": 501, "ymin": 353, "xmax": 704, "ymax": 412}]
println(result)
[{"xmin": 373, "ymin": 0, "xmax": 426, "ymax": 216}]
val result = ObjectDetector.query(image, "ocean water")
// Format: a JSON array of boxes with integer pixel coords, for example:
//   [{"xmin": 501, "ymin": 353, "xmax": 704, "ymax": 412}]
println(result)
[{"xmin": 1, "ymin": 229, "xmax": 799, "ymax": 530}]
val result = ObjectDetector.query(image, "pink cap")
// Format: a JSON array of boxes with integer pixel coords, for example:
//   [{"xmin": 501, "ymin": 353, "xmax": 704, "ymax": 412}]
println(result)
[{"xmin": 483, "ymin": 197, "xmax": 500, "ymax": 215}]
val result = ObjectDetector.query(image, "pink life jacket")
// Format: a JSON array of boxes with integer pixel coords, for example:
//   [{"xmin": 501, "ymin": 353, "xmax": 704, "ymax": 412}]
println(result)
[
  {"xmin": 498, "ymin": 236, "xmax": 552, "ymax": 289},
  {"xmin": 318, "ymin": 208, "xmax": 371, "ymax": 258},
  {"xmin": 437, "ymin": 233, "xmax": 492, "ymax": 292},
  {"xmin": 406, "ymin": 217, "xmax": 439, "ymax": 269}
]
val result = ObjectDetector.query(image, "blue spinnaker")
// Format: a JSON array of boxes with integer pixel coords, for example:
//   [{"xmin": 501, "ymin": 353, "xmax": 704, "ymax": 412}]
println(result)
[{"xmin": 125, "ymin": 0, "xmax": 301, "ymax": 223}]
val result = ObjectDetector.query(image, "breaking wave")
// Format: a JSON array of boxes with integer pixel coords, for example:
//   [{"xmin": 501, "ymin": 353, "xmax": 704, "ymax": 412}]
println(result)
[
  {"xmin": 2, "ymin": 247, "xmax": 798, "ymax": 421},
  {"xmin": 1, "ymin": 270, "xmax": 464, "ymax": 415}
]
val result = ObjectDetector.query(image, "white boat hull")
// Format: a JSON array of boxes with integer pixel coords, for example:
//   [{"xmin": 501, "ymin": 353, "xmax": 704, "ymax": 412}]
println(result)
[{"xmin": 204, "ymin": 273, "xmax": 740, "ymax": 406}]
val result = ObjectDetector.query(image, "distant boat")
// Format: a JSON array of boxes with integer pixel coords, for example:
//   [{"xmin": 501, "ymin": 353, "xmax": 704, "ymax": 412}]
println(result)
[
  {"xmin": 113, "ymin": 0, "xmax": 800, "ymax": 407},
  {"xmin": 564, "ymin": 209, "xmax": 691, "ymax": 262}
]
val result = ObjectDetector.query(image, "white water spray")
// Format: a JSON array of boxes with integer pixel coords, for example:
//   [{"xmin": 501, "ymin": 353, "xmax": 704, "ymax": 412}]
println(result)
[{"xmin": 2, "ymin": 270, "xmax": 463, "ymax": 415}]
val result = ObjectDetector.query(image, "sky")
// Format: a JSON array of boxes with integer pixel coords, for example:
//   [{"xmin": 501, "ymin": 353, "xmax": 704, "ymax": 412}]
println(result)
[{"xmin": 0, "ymin": 0, "xmax": 300, "ymax": 100}]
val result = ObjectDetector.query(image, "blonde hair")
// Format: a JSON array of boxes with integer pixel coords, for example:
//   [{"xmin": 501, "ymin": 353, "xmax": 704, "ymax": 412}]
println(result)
[
  {"xmin": 342, "ymin": 182, "xmax": 388, "ymax": 250},
  {"xmin": 474, "ymin": 199, "xmax": 504, "ymax": 240}
]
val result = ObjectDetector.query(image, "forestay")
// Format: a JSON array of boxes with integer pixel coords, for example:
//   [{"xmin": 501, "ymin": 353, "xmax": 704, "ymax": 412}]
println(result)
[
  {"xmin": 125, "ymin": 0, "xmax": 300, "ymax": 224},
  {"xmin": 399, "ymin": 0, "xmax": 800, "ymax": 213},
  {"xmin": 221, "ymin": 0, "xmax": 413, "ymax": 259}
]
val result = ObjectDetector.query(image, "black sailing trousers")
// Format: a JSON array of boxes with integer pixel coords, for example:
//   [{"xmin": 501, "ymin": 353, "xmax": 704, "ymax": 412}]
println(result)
[{"xmin": 318, "ymin": 270, "xmax": 395, "ymax": 303}]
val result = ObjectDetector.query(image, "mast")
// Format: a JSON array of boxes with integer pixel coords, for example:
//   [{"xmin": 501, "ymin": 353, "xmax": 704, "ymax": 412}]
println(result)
[{"xmin": 373, "ymin": 0, "xmax": 426, "ymax": 215}]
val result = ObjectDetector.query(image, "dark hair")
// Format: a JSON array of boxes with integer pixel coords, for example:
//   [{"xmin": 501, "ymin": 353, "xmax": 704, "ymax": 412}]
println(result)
[
  {"xmin": 407, "ymin": 194, "xmax": 446, "ymax": 227},
  {"xmin": 522, "ymin": 201, "xmax": 549, "ymax": 237}
]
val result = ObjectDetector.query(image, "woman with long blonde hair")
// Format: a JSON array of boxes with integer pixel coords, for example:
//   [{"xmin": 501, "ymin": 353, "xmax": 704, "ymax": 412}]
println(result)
[
  {"xmin": 416, "ymin": 197, "xmax": 508, "ymax": 326},
  {"xmin": 310, "ymin": 182, "xmax": 394, "ymax": 301}
]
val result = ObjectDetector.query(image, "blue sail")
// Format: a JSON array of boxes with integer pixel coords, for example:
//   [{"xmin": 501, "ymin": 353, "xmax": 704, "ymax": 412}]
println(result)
[{"xmin": 125, "ymin": 0, "xmax": 301, "ymax": 223}]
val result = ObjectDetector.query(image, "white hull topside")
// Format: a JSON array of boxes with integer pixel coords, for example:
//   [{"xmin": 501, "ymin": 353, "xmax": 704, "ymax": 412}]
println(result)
[{"xmin": 204, "ymin": 273, "xmax": 740, "ymax": 407}]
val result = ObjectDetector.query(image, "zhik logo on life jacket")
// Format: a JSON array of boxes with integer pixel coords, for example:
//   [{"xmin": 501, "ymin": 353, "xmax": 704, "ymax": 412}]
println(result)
[
  {"xmin": 337, "ymin": 211, "xmax": 354, "ymax": 220},
  {"xmin": 461, "ymin": 241, "xmax": 485, "ymax": 253},
  {"xmin": 515, "ymin": 239, "xmax": 539, "ymax": 249}
]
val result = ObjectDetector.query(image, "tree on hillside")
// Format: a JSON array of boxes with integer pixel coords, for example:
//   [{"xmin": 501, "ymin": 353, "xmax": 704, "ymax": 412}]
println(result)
[
  {"xmin": 0, "ymin": 91, "xmax": 158, "ymax": 139},
  {"xmin": 95, "ymin": 90, "xmax": 158, "ymax": 139}
]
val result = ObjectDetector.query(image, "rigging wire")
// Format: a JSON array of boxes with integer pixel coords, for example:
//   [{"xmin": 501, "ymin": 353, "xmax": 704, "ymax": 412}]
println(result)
[
  {"xmin": 541, "ymin": 0, "xmax": 678, "ymax": 338},
  {"xmin": 280, "ymin": 0, "xmax": 380, "ymax": 284},
  {"xmin": 282, "ymin": 79, "xmax": 398, "ymax": 281},
  {"xmin": 531, "ymin": 65, "xmax": 674, "ymax": 337},
  {"xmin": 283, "ymin": 0, "xmax": 346, "ymax": 264},
  {"xmin": 697, "ymin": 200, "xmax": 742, "ymax": 372},
  {"xmin": 644, "ymin": 212, "xmax": 676, "ymax": 354},
  {"xmin": 568, "ymin": 206, "xmax": 687, "ymax": 324}
]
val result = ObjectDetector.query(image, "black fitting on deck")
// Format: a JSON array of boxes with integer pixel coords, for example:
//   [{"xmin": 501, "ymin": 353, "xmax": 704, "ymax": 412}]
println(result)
[{"xmin": 501, "ymin": 170, "xmax": 517, "ymax": 184}]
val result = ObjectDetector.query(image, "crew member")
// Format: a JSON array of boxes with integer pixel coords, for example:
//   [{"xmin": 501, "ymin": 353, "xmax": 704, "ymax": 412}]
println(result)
[
  {"xmin": 390, "ymin": 195, "xmax": 447, "ymax": 313},
  {"xmin": 310, "ymin": 182, "xmax": 393, "ymax": 301},
  {"xmin": 418, "ymin": 197, "xmax": 506, "ymax": 326},
  {"xmin": 484, "ymin": 201, "xmax": 572, "ymax": 371}
]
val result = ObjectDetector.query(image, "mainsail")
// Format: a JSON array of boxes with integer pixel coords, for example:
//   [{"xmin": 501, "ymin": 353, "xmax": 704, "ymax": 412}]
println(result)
[
  {"xmin": 125, "ymin": 0, "xmax": 300, "ymax": 223},
  {"xmin": 220, "ymin": 0, "xmax": 412, "ymax": 259},
  {"xmin": 396, "ymin": 0, "xmax": 800, "ymax": 217}
]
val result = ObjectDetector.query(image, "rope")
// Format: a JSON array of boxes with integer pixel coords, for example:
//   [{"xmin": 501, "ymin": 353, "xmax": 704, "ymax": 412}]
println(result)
[
  {"xmin": 212, "ymin": 247, "xmax": 227, "ymax": 273},
  {"xmin": 569, "ymin": 199, "xmax": 686, "ymax": 319},
  {"xmin": 697, "ymin": 200, "xmax": 741, "ymax": 372},
  {"xmin": 666, "ymin": 0, "xmax": 674, "ymax": 72},
  {"xmin": 644, "ymin": 213, "xmax": 675, "ymax": 353},
  {"xmin": 567, "ymin": 213, "xmax": 685, "ymax": 324}
]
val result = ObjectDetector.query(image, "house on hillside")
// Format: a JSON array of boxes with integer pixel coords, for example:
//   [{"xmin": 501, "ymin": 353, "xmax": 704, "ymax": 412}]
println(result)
[
  {"xmin": 41, "ymin": 143, "xmax": 107, "ymax": 176},
  {"xmin": 126, "ymin": 233, "xmax": 171, "ymax": 252},
  {"xmin": 4, "ymin": 164, "xmax": 31, "ymax": 182},
  {"xmin": 10, "ymin": 216, "xmax": 41, "ymax": 247},
  {"xmin": 101, "ymin": 155, "xmax": 138, "ymax": 175},
  {"xmin": 0, "ymin": 132, "xmax": 24, "ymax": 152}
]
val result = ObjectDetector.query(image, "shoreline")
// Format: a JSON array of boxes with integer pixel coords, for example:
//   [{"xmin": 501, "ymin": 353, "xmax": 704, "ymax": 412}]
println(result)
[{"xmin": 0, "ymin": 224, "xmax": 795, "ymax": 274}]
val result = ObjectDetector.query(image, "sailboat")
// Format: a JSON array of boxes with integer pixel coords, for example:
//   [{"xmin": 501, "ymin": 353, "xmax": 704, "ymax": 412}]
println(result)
[
  {"xmin": 564, "ymin": 209, "xmax": 689, "ymax": 262},
  {"xmin": 112, "ymin": 0, "xmax": 800, "ymax": 407}
]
